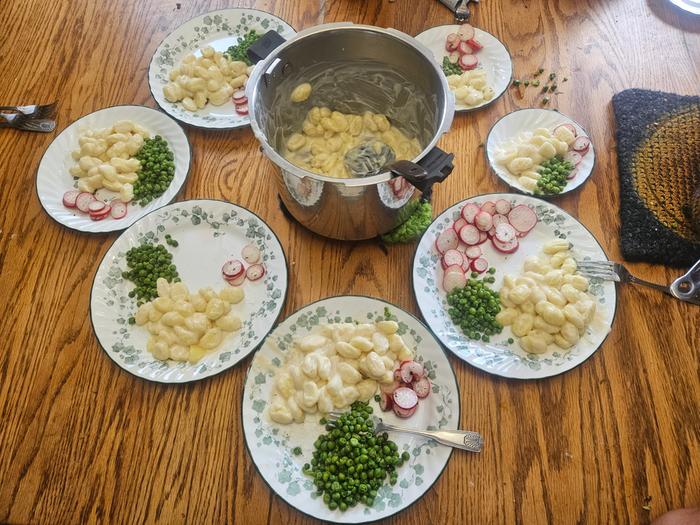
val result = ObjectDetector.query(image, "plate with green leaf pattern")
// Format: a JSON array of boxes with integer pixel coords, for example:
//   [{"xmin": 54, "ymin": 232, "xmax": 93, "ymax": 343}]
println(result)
[
  {"xmin": 148, "ymin": 8, "xmax": 296, "ymax": 130},
  {"xmin": 90, "ymin": 199, "xmax": 288, "ymax": 383},
  {"xmin": 412, "ymin": 193, "xmax": 617, "ymax": 380},
  {"xmin": 242, "ymin": 295, "xmax": 461, "ymax": 523}
]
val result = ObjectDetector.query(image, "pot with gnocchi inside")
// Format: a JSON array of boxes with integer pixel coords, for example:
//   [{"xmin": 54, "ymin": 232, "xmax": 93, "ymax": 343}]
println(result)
[{"xmin": 245, "ymin": 23, "xmax": 457, "ymax": 240}]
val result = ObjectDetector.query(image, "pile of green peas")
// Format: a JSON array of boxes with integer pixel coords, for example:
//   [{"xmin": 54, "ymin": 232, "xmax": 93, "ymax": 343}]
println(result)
[
  {"xmin": 534, "ymin": 156, "xmax": 575, "ymax": 195},
  {"xmin": 446, "ymin": 270, "xmax": 503, "ymax": 342},
  {"xmin": 133, "ymin": 136, "xmax": 175, "ymax": 206},
  {"xmin": 302, "ymin": 402, "xmax": 410, "ymax": 512},
  {"xmin": 122, "ymin": 243, "xmax": 180, "ymax": 311}
]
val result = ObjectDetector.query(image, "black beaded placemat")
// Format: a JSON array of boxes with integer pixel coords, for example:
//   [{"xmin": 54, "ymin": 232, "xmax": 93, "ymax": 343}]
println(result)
[{"xmin": 612, "ymin": 88, "xmax": 700, "ymax": 267}]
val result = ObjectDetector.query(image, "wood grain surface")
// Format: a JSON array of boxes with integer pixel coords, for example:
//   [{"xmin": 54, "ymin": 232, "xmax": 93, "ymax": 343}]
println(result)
[{"xmin": 1, "ymin": 0, "xmax": 699, "ymax": 523}]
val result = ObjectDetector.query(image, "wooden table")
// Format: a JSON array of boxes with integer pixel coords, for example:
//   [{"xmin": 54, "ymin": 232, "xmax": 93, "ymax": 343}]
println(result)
[{"xmin": 1, "ymin": 0, "xmax": 699, "ymax": 523}]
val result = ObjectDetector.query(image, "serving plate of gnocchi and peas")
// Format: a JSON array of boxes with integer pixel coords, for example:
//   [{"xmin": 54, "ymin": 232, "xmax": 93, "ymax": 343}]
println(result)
[
  {"xmin": 243, "ymin": 296, "xmax": 461, "ymax": 522},
  {"xmin": 486, "ymin": 108, "xmax": 595, "ymax": 196},
  {"xmin": 36, "ymin": 105, "xmax": 191, "ymax": 233},
  {"xmin": 413, "ymin": 193, "xmax": 616, "ymax": 380},
  {"xmin": 415, "ymin": 23, "xmax": 512, "ymax": 112},
  {"xmin": 90, "ymin": 199, "xmax": 288, "ymax": 383},
  {"xmin": 148, "ymin": 8, "xmax": 296, "ymax": 129}
]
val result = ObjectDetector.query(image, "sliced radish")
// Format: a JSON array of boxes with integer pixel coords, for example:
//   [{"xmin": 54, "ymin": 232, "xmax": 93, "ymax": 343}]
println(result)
[
  {"xmin": 465, "ymin": 245, "xmax": 482, "ymax": 259},
  {"xmin": 488, "ymin": 226, "xmax": 496, "ymax": 238},
  {"xmin": 222, "ymin": 259, "xmax": 244, "ymax": 278},
  {"xmin": 443, "ymin": 249, "xmax": 463, "ymax": 268},
  {"xmin": 461, "ymin": 254, "xmax": 471, "ymax": 272},
  {"xmin": 554, "ymin": 123, "xmax": 577, "ymax": 137},
  {"xmin": 110, "ymin": 201, "xmax": 127, "ymax": 219},
  {"xmin": 75, "ymin": 192, "xmax": 95, "ymax": 213},
  {"xmin": 232, "ymin": 90, "xmax": 247, "ymax": 102},
  {"xmin": 459, "ymin": 224, "xmax": 480, "ymax": 245},
  {"xmin": 412, "ymin": 376, "xmax": 431, "ymax": 399},
  {"xmin": 477, "ymin": 231, "xmax": 489, "ymax": 244},
  {"xmin": 564, "ymin": 151, "xmax": 582, "ymax": 165},
  {"xmin": 443, "ymin": 269, "xmax": 467, "ymax": 292},
  {"xmin": 246, "ymin": 263, "xmax": 265, "ymax": 281},
  {"xmin": 492, "ymin": 213, "xmax": 510, "ymax": 228},
  {"xmin": 453, "ymin": 218, "xmax": 468, "ymax": 234},
  {"xmin": 436, "ymin": 228, "xmax": 459, "ymax": 254},
  {"xmin": 393, "ymin": 368, "xmax": 404, "ymax": 383},
  {"xmin": 233, "ymin": 95, "xmax": 248, "ymax": 106},
  {"xmin": 90, "ymin": 205, "xmax": 111, "ymax": 221},
  {"xmin": 457, "ymin": 23, "xmax": 475, "ymax": 41},
  {"xmin": 459, "ymin": 54, "xmax": 478, "ymax": 71},
  {"xmin": 461, "ymin": 203, "xmax": 481, "ymax": 224},
  {"xmin": 444, "ymin": 264, "xmax": 465, "ymax": 276},
  {"xmin": 456, "ymin": 243, "xmax": 467, "ymax": 253},
  {"xmin": 508, "ymin": 205, "xmax": 538, "ymax": 234},
  {"xmin": 572, "ymin": 136, "xmax": 591, "ymax": 154},
  {"xmin": 480, "ymin": 201, "xmax": 497, "ymax": 215},
  {"xmin": 399, "ymin": 361, "xmax": 424, "ymax": 383},
  {"xmin": 393, "ymin": 386, "xmax": 418, "ymax": 410},
  {"xmin": 471, "ymin": 257, "xmax": 488, "ymax": 273},
  {"xmin": 445, "ymin": 33, "xmax": 460, "ymax": 52},
  {"xmin": 474, "ymin": 211, "xmax": 493, "ymax": 232},
  {"xmin": 242, "ymin": 243, "xmax": 261, "ymax": 264},
  {"xmin": 88, "ymin": 200, "xmax": 106, "ymax": 212},
  {"xmin": 379, "ymin": 392, "xmax": 394, "ymax": 411},
  {"xmin": 495, "ymin": 199, "xmax": 511, "ymax": 215},
  {"xmin": 458, "ymin": 41, "xmax": 474, "ymax": 55},
  {"xmin": 393, "ymin": 403, "xmax": 417, "ymax": 418},
  {"xmin": 466, "ymin": 38, "xmax": 483, "ymax": 51},
  {"xmin": 448, "ymin": 51, "xmax": 460, "ymax": 64},
  {"xmin": 492, "ymin": 236, "xmax": 520, "ymax": 254},
  {"xmin": 495, "ymin": 223, "xmax": 518, "ymax": 243},
  {"xmin": 235, "ymin": 104, "xmax": 249, "ymax": 116},
  {"xmin": 227, "ymin": 272, "xmax": 246, "ymax": 286},
  {"xmin": 566, "ymin": 167, "xmax": 579, "ymax": 180},
  {"xmin": 62, "ymin": 190, "xmax": 80, "ymax": 208}
]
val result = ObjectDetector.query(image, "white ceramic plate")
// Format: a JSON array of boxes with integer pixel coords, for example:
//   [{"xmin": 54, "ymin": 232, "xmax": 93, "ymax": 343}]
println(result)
[
  {"xmin": 90, "ymin": 199, "xmax": 288, "ymax": 383},
  {"xmin": 669, "ymin": 0, "xmax": 700, "ymax": 14},
  {"xmin": 486, "ymin": 108, "xmax": 596, "ymax": 196},
  {"xmin": 148, "ymin": 8, "xmax": 296, "ymax": 130},
  {"xmin": 412, "ymin": 193, "xmax": 617, "ymax": 380},
  {"xmin": 36, "ymin": 105, "xmax": 191, "ymax": 233},
  {"xmin": 414, "ymin": 24, "xmax": 512, "ymax": 112},
  {"xmin": 242, "ymin": 296, "xmax": 460, "ymax": 523}
]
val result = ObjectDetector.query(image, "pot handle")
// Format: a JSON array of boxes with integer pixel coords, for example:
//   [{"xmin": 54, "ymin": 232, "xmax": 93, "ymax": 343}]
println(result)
[
  {"xmin": 247, "ymin": 30, "xmax": 288, "ymax": 64},
  {"xmin": 390, "ymin": 147, "xmax": 454, "ymax": 197}
]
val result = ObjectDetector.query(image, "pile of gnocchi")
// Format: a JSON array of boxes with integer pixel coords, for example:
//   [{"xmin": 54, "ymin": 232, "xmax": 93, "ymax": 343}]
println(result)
[
  {"xmin": 446, "ymin": 70, "xmax": 495, "ymax": 107},
  {"xmin": 69, "ymin": 120, "xmax": 148, "ymax": 201},
  {"xmin": 283, "ymin": 107, "xmax": 422, "ymax": 178},
  {"xmin": 493, "ymin": 124, "xmax": 590, "ymax": 191},
  {"xmin": 162, "ymin": 46, "xmax": 254, "ymax": 112},
  {"xmin": 134, "ymin": 277, "xmax": 244, "ymax": 363},
  {"xmin": 268, "ymin": 320, "xmax": 415, "ymax": 425},
  {"xmin": 495, "ymin": 239, "xmax": 596, "ymax": 354}
]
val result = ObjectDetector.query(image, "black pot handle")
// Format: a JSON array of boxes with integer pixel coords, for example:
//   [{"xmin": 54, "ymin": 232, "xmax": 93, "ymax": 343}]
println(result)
[
  {"xmin": 389, "ymin": 146, "xmax": 454, "ymax": 197},
  {"xmin": 247, "ymin": 31, "xmax": 288, "ymax": 64}
]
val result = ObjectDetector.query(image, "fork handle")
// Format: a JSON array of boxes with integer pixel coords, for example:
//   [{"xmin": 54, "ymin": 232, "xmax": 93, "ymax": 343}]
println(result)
[
  {"xmin": 380, "ymin": 424, "xmax": 483, "ymax": 452},
  {"xmin": 627, "ymin": 275, "xmax": 673, "ymax": 296}
]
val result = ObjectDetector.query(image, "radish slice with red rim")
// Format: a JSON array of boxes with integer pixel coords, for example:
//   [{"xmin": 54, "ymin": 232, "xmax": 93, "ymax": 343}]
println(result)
[
  {"xmin": 457, "ymin": 23, "xmax": 475, "ymax": 41},
  {"xmin": 492, "ymin": 213, "xmax": 509, "ymax": 228},
  {"xmin": 466, "ymin": 38, "xmax": 483, "ymax": 51},
  {"xmin": 495, "ymin": 199, "xmax": 512, "ymax": 215},
  {"xmin": 393, "ymin": 403, "xmax": 417, "ymax": 418},
  {"xmin": 475, "ymin": 211, "xmax": 493, "ymax": 232},
  {"xmin": 110, "ymin": 201, "xmax": 127, "ymax": 219},
  {"xmin": 458, "ymin": 41, "xmax": 474, "ymax": 55},
  {"xmin": 88, "ymin": 200, "xmax": 106, "ymax": 212},
  {"xmin": 235, "ymin": 104, "xmax": 249, "ymax": 115},
  {"xmin": 412, "ymin": 376, "xmax": 431, "ymax": 398},
  {"xmin": 555, "ymin": 123, "xmax": 577, "ymax": 137},
  {"xmin": 222, "ymin": 259, "xmax": 244, "ymax": 278},
  {"xmin": 246, "ymin": 263, "xmax": 265, "ymax": 281},
  {"xmin": 465, "ymin": 245, "xmax": 482, "ymax": 259},
  {"xmin": 436, "ymin": 228, "xmax": 459, "ymax": 253},
  {"xmin": 459, "ymin": 224, "xmax": 480, "ymax": 245},
  {"xmin": 471, "ymin": 258, "xmax": 488, "ymax": 273},
  {"xmin": 443, "ymin": 270, "xmax": 466, "ymax": 292},
  {"xmin": 461, "ymin": 254, "xmax": 471, "ymax": 272},
  {"xmin": 399, "ymin": 360, "xmax": 424, "ymax": 383},
  {"xmin": 75, "ymin": 192, "xmax": 95, "ymax": 213},
  {"xmin": 492, "ymin": 235, "xmax": 519, "ymax": 254},
  {"xmin": 480, "ymin": 201, "xmax": 497, "ymax": 215},
  {"xmin": 379, "ymin": 392, "xmax": 394, "ymax": 411},
  {"xmin": 461, "ymin": 203, "xmax": 480, "ymax": 223},
  {"xmin": 62, "ymin": 190, "xmax": 80, "ymax": 208},
  {"xmin": 227, "ymin": 272, "xmax": 246, "ymax": 286},
  {"xmin": 242, "ymin": 243, "xmax": 261, "ymax": 264},
  {"xmin": 90, "ymin": 205, "xmax": 111, "ymax": 220},
  {"xmin": 564, "ymin": 151, "xmax": 582, "ymax": 165},
  {"xmin": 495, "ymin": 223, "xmax": 518, "ymax": 243},
  {"xmin": 453, "ymin": 217, "xmax": 468, "ymax": 234},
  {"xmin": 459, "ymin": 54, "xmax": 478, "ymax": 71},
  {"xmin": 445, "ymin": 33, "xmax": 460, "ymax": 52},
  {"xmin": 393, "ymin": 386, "xmax": 418, "ymax": 410},
  {"xmin": 567, "ymin": 167, "xmax": 579, "ymax": 180},
  {"xmin": 442, "ymin": 249, "xmax": 463, "ymax": 268},
  {"xmin": 508, "ymin": 205, "xmax": 538, "ymax": 234},
  {"xmin": 573, "ymin": 136, "xmax": 591, "ymax": 153},
  {"xmin": 477, "ymin": 231, "xmax": 488, "ymax": 244}
]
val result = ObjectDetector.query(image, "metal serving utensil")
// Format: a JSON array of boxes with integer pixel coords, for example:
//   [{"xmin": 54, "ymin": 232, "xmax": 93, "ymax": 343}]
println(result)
[
  {"xmin": 0, "ymin": 102, "xmax": 57, "ymax": 119},
  {"xmin": 0, "ymin": 112, "xmax": 55, "ymax": 132},
  {"xmin": 438, "ymin": 0, "xmax": 480, "ymax": 21},
  {"xmin": 327, "ymin": 411, "xmax": 483, "ymax": 453}
]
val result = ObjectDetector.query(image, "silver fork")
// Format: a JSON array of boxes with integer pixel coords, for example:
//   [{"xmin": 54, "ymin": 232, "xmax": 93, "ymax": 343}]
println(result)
[
  {"xmin": 0, "ymin": 112, "xmax": 55, "ymax": 132},
  {"xmin": 0, "ymin": 102, "xmax": 57, "ymax": 119},
  {"xmin": 328, "ymin": 411, "xmax": 483, "ymax": 453},
  {"xmin": 577, "ymin": 260, "xmax": 674, "ymax": 296}
]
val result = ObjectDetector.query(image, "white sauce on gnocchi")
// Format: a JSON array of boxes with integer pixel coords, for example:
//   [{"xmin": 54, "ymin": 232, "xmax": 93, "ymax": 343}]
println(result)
[
  {"xmin": 162, "ymin": 46, "xmax": 254, "ymax": 112},
  {"xmin": 268, "ymin": 320, "xmax": 415, "ymax": 425},
  {"xmin": 69, "ymin": 120, "xmax": 148, "ymax": 201},
  {"xmin": 493, "ymin": 126, "xmax": 576, "ymax": 191},
  {"xmin": 495, "ymin": 239, "xmax": 596, "ymax": 354},
  {"xmin": 134, "ymin": 277, "xmax": 244, "ymax": 363},
  {"xmin": 283, "ymin": 107, "xmax": 422, "ymax": 179},
  {"xmin": 446, "ymin": 70, "xmax": 495, "ymax": 107}
]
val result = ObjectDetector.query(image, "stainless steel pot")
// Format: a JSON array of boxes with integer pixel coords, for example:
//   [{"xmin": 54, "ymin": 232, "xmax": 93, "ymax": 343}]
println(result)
[{"xmin": 246, "ymin": 23, "xmax": 456, "ymax": 240}]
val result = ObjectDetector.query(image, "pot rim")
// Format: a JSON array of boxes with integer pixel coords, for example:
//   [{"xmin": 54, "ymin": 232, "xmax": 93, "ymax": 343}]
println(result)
[{"xmin": 245, "ymin": 22, "xmax": 455, "ymax": 187}]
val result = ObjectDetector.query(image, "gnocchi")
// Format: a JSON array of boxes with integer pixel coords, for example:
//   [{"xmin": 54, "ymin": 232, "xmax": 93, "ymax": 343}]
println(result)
[
  {"xmin": 267, "ymin": 320, "xmax": 414, "ymax": 424},
  {"xmin": 497, "ymin": 240, "xmax": 596, "ymax": 354},
  {"xmin": 446, "ymin": 69, "xmax": 495, "ymax": 107},
  {"xmin": 134, "ymin": 278, "xmax": 243, "ymax": 363}
]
